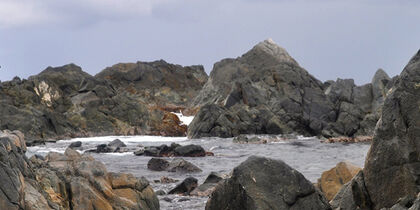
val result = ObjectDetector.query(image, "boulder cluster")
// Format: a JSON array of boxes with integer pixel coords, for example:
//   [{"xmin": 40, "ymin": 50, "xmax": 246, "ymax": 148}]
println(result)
[{"xmin": 0, "ymin": 130, "xmax": 159, "ymax": 210}]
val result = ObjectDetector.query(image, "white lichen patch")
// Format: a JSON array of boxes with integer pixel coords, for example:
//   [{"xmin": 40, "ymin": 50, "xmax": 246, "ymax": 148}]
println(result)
[{"xmin": 34, "ymin": 81, "xmax": 60, "ymax": 107}]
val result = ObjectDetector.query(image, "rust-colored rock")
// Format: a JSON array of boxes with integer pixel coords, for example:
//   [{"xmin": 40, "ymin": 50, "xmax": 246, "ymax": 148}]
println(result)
[{"xmin": 317, "ymin": 161, "xmax": 362, "ymax": 201}]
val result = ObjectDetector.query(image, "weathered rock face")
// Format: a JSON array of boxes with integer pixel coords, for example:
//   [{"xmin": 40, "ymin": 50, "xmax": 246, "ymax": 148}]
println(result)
[
  {"xmin": 362, "ymin": 50, "xmax": 420, "ymax": 209},
  {"xmin": 188, "ymin": 39, "xmax": 388, "ymax": 139},
  {"xmin": 0, "ymin": 61, "xmax": 201, "ymax": 144},
  {"xmin": 0, "ymin": 130, "xmax": 160, "ymax": 210},
  {"xmin": 330, "ymin": 171, "xmax": 372, "ymax": 210},
  {"xmin": 317, "ymin": 161, "xmax": 361, "ymax": 201},
  {"xmin": 205, "ymin": 156, "xmax": 331, "ymax": 210},
  {"xmin": 190, "ymin": 39, "xmax": 334, "ymax": 138},
  {"xmin": 95, "ymin": 60, "xmax": 208, "ymax": 112}
]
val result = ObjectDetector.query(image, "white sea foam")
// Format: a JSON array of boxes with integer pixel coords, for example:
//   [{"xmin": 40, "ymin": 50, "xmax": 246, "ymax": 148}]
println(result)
[{"xmin": 62, "ymin": 135, "xmax": 188, "ymax": 144}]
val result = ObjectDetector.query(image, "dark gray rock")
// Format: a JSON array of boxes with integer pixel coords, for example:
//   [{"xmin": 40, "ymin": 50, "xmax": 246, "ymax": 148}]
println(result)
[
  {"xmin": 166, "ymin": 158, "xmax": 202, "ymax": 173},
  {"xmin": 147, "ymin": 158, "xmax": 170, "ymax": 171},
  {"xmin": 330, "ymin": 171, "xmax": 372, "ymax": 210},
  {"xmin": 363, "ymin": 50, "xmax": 420, "ymax": 209},
  {"xmin": 168, "ymin": 177, "xmax": 198, "ymax": 195},
  {"xmin": 108, "ymin": 139, "xmax": 126, "ymax": 148},
  {"xmin": 174, "ymin": 144, "xmax": 205, "ymax": 157},
  {"xmin": 205, "ymin": 156, "xmax": 331, "ymax": 210},
  {"xmin": 189, "ymin": 39, "xmax": 385, "ymax": 139},
  {"xmin": 68, "ymin": 141, "xmax": 82, "ymax": 148}
]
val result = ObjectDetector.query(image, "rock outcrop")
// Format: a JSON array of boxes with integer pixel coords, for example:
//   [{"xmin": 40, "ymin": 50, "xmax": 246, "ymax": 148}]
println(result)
[
  {"xmin": 95, "ymin": 60, "xmax": 208, "ymax": 112},
  {"xmin": 362, "ymin": 49, "xmax": 420, "ymax": 209},
  {"xmin": 188, "ymin": 39, "xmax": 390, "ymax": 139},
  {"xmin": 0, "ymin": 61, "xmax": 206, "ymax": 144},
  {"xmin": 331, "ymin": 49, "xmax": 420, "ymax": 209},
  {"xmin": 0, "ymin": 130, "xmax": 159, "ymax": 210},
  {"xmin": 205, "ymin": 156, "xmax": 331, "ymax": 210}
]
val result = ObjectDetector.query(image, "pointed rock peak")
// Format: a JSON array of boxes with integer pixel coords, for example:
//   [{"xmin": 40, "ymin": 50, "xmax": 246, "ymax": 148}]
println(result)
[
  {"xmin": 245, "ymin": 38, "xmax": 298, "ymax": 65},
  {"xmin": 407, "ymin": 49, "xmax": 420, "ymax": 66},
  {"xmin": 372, "ymin": 68, "xmax": 390, "ymax": 84}
]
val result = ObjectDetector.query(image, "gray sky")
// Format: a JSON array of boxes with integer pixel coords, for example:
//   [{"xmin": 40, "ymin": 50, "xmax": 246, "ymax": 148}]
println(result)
[{"xmin": 1, "ymin": 0, "xmax": 420, "ymax": 85}]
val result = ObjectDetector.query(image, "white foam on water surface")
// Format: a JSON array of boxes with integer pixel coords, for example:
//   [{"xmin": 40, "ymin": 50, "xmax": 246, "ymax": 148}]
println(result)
[{"xmin": 61, "ymin": 135, "xmax": 188, "ymax": 144}]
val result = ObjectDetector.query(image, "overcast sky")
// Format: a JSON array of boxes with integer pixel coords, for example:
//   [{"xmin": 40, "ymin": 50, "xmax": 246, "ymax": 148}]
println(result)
[{"xmin": 1, "ymin": 0, "xmax": 420, "ymax": 84}]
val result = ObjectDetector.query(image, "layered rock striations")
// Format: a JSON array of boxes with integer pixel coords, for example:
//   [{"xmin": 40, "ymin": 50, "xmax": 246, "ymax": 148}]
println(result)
[
  {"xmin": 0, "ymin": 61, "xmax": 207, "ymax": 144},
  {"xmin": 0, "ymin": 130, "xmax": 159, "ymax": 210},
  {"xmin": 188, "ymin": 39, "xmax": 393, "ymax": 139}
]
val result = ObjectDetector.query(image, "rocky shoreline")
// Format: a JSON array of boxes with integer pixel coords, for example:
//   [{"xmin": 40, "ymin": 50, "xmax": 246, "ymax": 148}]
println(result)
[{"xmin": 1, "ymin": 39, "xmax": 419, "ymax": 209}]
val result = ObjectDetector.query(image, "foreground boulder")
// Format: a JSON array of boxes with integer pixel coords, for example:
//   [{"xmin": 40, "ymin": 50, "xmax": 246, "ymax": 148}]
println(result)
[
  {"xmin": 0, "ymin": 130, "xmax": 159, "ymax": 210},
  {"xmin": 205, "ymin": 156, "xmax": 330, "ymax": 210},
  {"xmin": 331, "ymin": 50, "xmax": 420, "ymax": 209},
  {"xmin": 317, "ymin": 161, "xmax": 361, "ymax": 201},
  {"xmin": 362, "ymin": 49, "xmax": 420, "ymax": 209}
]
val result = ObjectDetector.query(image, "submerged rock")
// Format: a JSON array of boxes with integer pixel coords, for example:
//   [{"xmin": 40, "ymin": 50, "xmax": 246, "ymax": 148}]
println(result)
[{"xmin": 205, "ymin": 156, "xmax": 331, "ymax": 210}]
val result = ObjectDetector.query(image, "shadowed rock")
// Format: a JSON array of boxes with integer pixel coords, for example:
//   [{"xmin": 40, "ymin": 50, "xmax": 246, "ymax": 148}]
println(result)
[{"xmin": 205, "ymin": 156, "xmax": 331, "ymax": 210}]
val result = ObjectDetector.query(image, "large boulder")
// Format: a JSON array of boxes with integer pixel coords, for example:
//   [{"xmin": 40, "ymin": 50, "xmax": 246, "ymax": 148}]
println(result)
[
  {"xmin": 362, "ymin": 49, "xmax": 420, "ymax": 209},
  {"xmin": 205, "ymin": 156, "xmax": 330, "ymax": 210}
]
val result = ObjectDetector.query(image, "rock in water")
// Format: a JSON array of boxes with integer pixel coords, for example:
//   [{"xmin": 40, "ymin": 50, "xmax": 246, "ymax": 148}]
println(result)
[
  {"xmin": 108, "ymin": 139, "xmax": 126, "ymax": 148},
  {"xmin": 68, "ymin": 141, "xmax": 82, "ymax": 148},
  {"xmin": 205, "ymin": 156, "xmax": 330, "ymax": 210},
  {"xmin": 147, "ymin": 158, "xmax": 170, "ymax": 171},
  {"xmin": 166, "ymin": 158, "xmax": 202, "ymax": 173},
  {"xmin": 168, "ymin": 177, "xmax": 198, "ymax": 195},
  {"xmin": 362, "ymin": 49, "xmax": 420, "ymax": 209},
  {"xmin": 317, "ymin": 161, "xmax": 361, "ymax": 201}
]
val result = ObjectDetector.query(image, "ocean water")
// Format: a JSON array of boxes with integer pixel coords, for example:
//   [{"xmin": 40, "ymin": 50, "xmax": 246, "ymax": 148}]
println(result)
[{"xmin": 27, "ymin": 134, "xmax": 371, "ymax": 210}]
